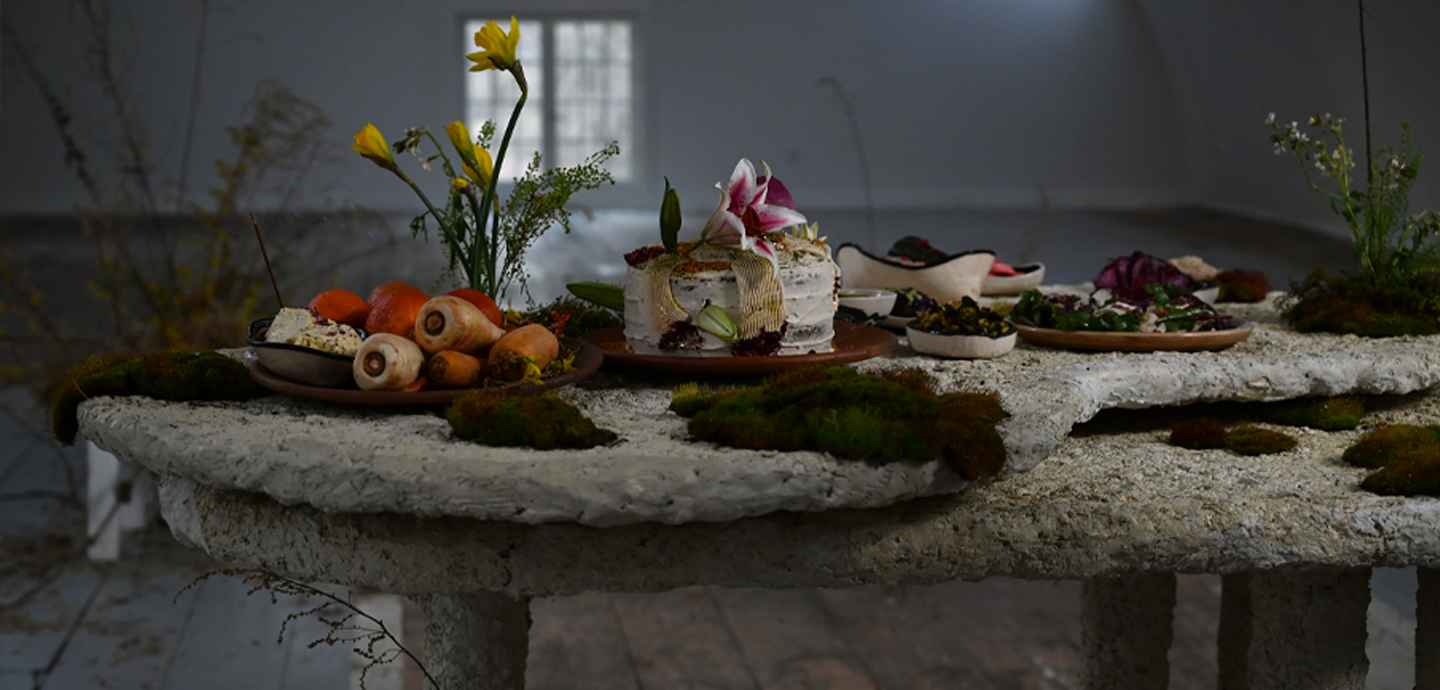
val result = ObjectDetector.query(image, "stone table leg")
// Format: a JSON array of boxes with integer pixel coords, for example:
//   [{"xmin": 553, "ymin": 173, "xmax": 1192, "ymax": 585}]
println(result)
[
  {"xmin": 1245, "ymin": 568, "xmax": 1369, "ymax": 689},
  {"xmin": 1217, "ymin": 573, "xmax": 1252, "ymax": 690},
  {"xmin": 418, "ymin": 592, "xmax": 532, "ymax": 690},
  {"xmin": 1080, "ymin": 573, "xmax": 1176, "ymax": 690},
  {"xmin": 1419, "ymin": 568, "xmax": 1439, "ymax": 689}
]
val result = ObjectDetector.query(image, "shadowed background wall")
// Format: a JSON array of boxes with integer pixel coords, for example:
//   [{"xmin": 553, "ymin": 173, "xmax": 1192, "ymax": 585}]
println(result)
[{"xmin": 3, "ymin": 0, "xmax": 1437, "ymax": 238}]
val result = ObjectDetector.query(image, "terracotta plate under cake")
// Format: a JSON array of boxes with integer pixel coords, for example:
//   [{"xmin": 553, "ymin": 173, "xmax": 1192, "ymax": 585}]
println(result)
[{"xmin": 580, "ymin": 322, "xmax": 898, "ymax": 374}]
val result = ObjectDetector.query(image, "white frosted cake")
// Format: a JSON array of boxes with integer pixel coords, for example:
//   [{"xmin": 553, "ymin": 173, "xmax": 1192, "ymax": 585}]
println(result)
[{"xmin": 623, "ymin": 236, "xmax": 840, "ymax": 356}]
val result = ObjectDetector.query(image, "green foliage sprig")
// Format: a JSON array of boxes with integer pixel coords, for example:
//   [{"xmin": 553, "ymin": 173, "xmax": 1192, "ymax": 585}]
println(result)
[{"xmin": 1266, "ymin": 113, "xmax": 1440, "ymax": 286}]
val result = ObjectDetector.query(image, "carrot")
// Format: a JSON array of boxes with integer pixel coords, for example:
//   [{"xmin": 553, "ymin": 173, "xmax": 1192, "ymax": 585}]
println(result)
[
  {"xmin": 488, "ymin": 323, "xmax": 561, "ymax": 382},
  {"xmin": 427, "ymin": 350, "xmax": 487, "ymax": 388},
  {"xmin": 414, "ymin": 295, "xmax": 505, "ymax": 356}
]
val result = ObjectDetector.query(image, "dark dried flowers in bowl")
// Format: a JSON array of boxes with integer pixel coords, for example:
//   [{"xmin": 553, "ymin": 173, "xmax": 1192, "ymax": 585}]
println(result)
[{"xmin": 906, "ymin": 297, "xmax": 1017, "ymax": 359}]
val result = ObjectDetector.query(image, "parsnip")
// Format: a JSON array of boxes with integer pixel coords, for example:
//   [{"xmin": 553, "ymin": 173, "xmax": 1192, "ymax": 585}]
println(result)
[
  {"xmin": 414, "ymin": 295, "xmax": 505, "ymax": 355},
  {"xmin": 353, "ymin": 333, "xmax": 425, "ymax": 390}
]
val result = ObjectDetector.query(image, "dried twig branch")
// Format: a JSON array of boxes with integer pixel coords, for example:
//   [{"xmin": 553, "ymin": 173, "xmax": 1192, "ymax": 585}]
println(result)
[{"xmin": 177, "ymin": 568, "xmax": 439, "ymax": 690}]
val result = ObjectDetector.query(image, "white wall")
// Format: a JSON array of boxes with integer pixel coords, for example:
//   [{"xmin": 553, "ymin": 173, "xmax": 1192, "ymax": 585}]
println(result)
[
  {"xmin": 1, "ymin": 0, "xmax": 1186, "ymax": 217},
  {"xmin": 1138, "ymin": 0, "xmax": 1440, "ymax": 237},
  {"xmin": 3, "ymin": 0, "xmax": 1437, "ymax": 237}
]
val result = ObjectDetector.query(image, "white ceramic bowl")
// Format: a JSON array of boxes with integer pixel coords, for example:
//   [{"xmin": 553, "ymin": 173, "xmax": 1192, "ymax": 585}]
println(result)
[
  {"xmin": 905, "ymin": 323, "xmax": 1018, "ymax": 359},
  {"xmin": 247, "ymin": 318, "xmax": 361, "ymax": 388},
  {"xmin": 836, "ymin": 243, "xmax": 995, "ymax": 302},
  {"xmin": 836, "ymin": 289, "xmax": 898, "ymax": 327},
  {"xmin": 981, "ymin": 263, "xmax": 1046, "ymax": 296}
]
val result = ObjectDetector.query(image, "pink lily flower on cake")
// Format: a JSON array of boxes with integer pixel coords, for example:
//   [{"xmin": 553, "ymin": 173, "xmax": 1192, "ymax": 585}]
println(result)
[{"xmin": 699, "ymin": 158, "xmax": 807, "ymax": 271}]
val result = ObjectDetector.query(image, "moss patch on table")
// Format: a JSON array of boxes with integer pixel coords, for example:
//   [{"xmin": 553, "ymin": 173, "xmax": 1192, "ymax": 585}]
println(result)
[{"xmin": 671, "ymin": 365, "xmax": 1009, "ymax": 480}]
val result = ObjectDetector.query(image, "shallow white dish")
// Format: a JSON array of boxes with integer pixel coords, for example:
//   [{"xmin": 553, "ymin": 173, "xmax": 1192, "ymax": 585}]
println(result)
[
  {"xmin": 836, "ymin": 289, "xmax": 898, "ymax": 327},
  {"xmin": 836, "ymin": 243, "xmax": 995, "ymax": 303},
  {"xmin": 906, "ymin": 323, "xmax": 1018, "ymax": 359},
  {"xmin": 981, "ymin": 263, "xmax": 1046, "ymax": 296},
  {"xmin": 246, "ymin": 318, "xmax": 360, "ymax": 388}
]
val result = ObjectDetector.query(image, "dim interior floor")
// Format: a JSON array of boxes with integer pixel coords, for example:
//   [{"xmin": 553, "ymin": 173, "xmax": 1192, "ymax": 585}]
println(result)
[{"xmin": 0, "ymin": 206, "xmax": 1424, "ymax": 689}]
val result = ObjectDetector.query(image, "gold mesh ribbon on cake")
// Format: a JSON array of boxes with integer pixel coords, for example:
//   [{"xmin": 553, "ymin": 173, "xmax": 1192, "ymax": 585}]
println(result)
[
  {"xmin": 732, "ymin": 251, "xmax": 785, "ymax": 338},
  {"xmin": 642, "ymin": 253, "xmax": 689, "ymax": 330}
]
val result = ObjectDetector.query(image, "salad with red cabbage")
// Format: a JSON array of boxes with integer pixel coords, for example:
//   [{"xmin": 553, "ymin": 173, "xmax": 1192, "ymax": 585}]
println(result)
[
  {"xmin": 1094, "ymin": 251, "xmax": 1202, "ymax": 302},
  {"xmin": 1011, "ymin": 284, "xmax": 1237, "ymax": 333}
]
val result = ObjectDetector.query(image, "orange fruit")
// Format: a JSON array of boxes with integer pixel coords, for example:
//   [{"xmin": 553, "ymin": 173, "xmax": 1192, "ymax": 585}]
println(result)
[
  {"xmin": 367, "ymin": 280, "xmax": 425, "ymax": 306},
  {"xmin": 365, "ymin": 282, "xmax": 429, "ymax": 338},
  {"xmin": 446, "ymin": 288, "xmax": 504, "ymax": 327},
  {"xmin": 306, "ymin": 289, "xmax": 370, "ymax": 329}
]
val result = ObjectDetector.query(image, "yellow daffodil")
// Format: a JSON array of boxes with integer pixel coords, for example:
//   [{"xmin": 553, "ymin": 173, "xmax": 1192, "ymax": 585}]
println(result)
[
  {"xmin": 467, "ymin": 17, "xmax": 521, "ymax": 73},
  {"xmin": 452, "ymin": 177, "xmax": 469, "ymax": 192},
  {"xmin": 467, "ymin": 147, "xmax": 495, "ymax": 189},
  {"xmin": 351, "ymin": 124, "xmax": 398, "ymax": 172},
  {"xmin": 444, "ymin": 121, "xmax": 495, "ymax": 188}
]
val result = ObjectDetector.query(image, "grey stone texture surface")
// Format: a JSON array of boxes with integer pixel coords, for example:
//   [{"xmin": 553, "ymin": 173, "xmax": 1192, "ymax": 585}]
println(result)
[
  {"xmin": 77, "ymin": 293, "xmax": 1440, "ymax": 527},
  {"xmin": 418, "ymin": 592, "xmax": 531, "ymax": 690},
  {"xmin": 1246, "ymin": 568, "xmax": 1370, "ymax": 689},
  {"xmin": 149, "ymin": 378, "xmax": 1440, "ymax": 598},
  {"xmin": 1079, "ymin": 573, "xmax": 1175, "ymax": 690}
]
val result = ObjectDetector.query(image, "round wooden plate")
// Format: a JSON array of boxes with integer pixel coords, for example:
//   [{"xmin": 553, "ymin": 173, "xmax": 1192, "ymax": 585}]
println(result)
[
  {"xmin": 579, "ymin": 322, "xmax": 899, "ymax": 375},
  {"xmin": 1013, "ymin": 323, "xmax": 1253, "ymax": 352},
  {"xmin": 248, "ymin": 337, "xmax": 602, "ymax": 405}
]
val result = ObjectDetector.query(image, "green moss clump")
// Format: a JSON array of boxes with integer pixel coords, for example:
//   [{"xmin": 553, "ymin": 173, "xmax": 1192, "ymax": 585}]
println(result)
[
  {"xmin": 50, "ymin": 350, "xmax": 267, "ymax": 446},
  {"xmin": 1283, "ymin": 270, "xmax": 1440, "ymax": 337},
  {"xmin": 1264, "ymin": 395, "xmax": 1367, "ymax": 431},
  {"xmin": 446, "ymin": 390, "xmax": 616, "ymax": 449},
  {"xmin": 1342, "ymin": 424, "xmax": 1440, "ymax": 468},
  {"xmin": 1216, "ymin": 269, "xmax": 1269, "ymax": 303},
  {"xmin": 668, "ymin": 382, "xmax": 743, "ymax": 418},
  {"xmin": 684, "ymin": 365, "xmax": 1009, "ymax": 480},
  {"xmin": 876, "ymin": 367, "xmax": 938, "ymax": 394},
  {"xmin": 1222, "ymin": 425, "xmax": 1298, "ymax": 456},
  {"xmin": 1360, "ymin": 447, "xmax": 1440, "ymax": 496},
  {"xmin": 1169, "ymin": 417, "xmax": 1227, "ymax": 449}
]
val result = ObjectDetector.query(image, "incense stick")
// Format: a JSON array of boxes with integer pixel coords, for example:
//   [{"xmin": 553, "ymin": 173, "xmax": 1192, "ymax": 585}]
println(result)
[{"xmin": 251, "ymin": 214, "xmax": 284, "ymax": 307}]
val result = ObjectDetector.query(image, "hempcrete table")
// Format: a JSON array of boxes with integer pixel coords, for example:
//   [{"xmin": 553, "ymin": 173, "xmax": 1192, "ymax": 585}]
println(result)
[{"xmin": 77, "ymin": 296, "xmax": 1440, "ymax": 689}]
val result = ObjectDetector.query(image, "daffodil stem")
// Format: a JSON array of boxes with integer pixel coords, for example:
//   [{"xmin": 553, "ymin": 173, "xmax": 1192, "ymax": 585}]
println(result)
[
  {"xmin": 463, "ymin": 190, "xmax": 487, "ymax": 286},
  {"xmin": 406, "ymin": 180, "xmax": 465, "ymax": 272},
  {"xmin": 474, "ymin": 84, "xmax": 528, "ymax": 297}
]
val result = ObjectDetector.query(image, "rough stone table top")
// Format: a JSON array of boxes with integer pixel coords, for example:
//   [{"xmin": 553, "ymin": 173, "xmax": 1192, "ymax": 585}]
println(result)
[
  {"xmin": 77, "ymin": 293, "xmax": 1440, "ymax": 527},
  {"xmin": 151, "ymin": 386, "xmax": 1440, "ymax": 597}
]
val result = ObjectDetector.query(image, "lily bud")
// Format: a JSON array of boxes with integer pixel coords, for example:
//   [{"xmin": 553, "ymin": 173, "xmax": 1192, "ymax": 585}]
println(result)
[
  {"xmin": 792, "ymin": 221, "xmax": 822, "ymax": 241},
  {"xmin": 660, "ymin": 177, "xmax": 682, "ymax": 254},
  {"xmin": 695, "ymin": 303, "xmax": 738, "ymax": 343}
]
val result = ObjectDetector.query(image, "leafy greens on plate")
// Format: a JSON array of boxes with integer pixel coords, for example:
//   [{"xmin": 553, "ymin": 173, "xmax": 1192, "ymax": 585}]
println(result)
[{"xmin": 1011, "ymin": 284, "xmax": 1237, "ymax": 333}]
